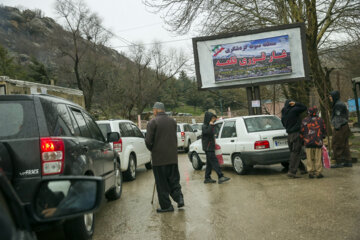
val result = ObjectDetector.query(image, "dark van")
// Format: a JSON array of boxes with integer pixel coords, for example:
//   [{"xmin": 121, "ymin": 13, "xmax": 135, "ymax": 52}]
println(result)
[{"xmin": 0, "ymin": 94, "xmax": 122, "ymax": 240}]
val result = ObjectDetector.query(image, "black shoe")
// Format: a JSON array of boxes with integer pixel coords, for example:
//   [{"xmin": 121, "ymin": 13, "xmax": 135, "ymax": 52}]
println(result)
[
  {"xmin": 331, "ymin": 164, "xmax": 344, "ymax": 168},
  {"xmin": 177, "ymin": 196, "xmax": 185, "ymax": 208},
  {"xmin": 300, "ymin": 170, "xmax": 308, "ymax": 175},
  {"xmin": 156, "ymin": 205, "xmax": 174, "ymax": 213},
  {"xmin": 316, "ymin": 173, "xmax": 324, "ymax": 179},
  {"xmin": 218, "ymin": 176, "xmax": 230, "ymax": 184},
  {"xmin": 204, "ymin": 178, "xmax": 216, "ymax": 184},
  {"xmin": 287, "ymin": 173, "xmax": 300, "ymax": 178},
  {"xmin": 309, "ymin": 174, "xmax": 315, "ymax": 179},
  {"xmin": 342, "ymin": 163, "xmax": 353, "ymax": 167}
]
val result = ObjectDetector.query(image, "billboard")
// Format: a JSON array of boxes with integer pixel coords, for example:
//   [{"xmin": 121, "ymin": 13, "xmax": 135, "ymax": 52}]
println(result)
[{"xmin": 193, "ymin": 23, "xmax": 310, "ymax": 90}]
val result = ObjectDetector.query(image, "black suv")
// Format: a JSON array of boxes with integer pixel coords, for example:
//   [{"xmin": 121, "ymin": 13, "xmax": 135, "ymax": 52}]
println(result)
[{"xmin": 0, "ymin": 94, "xmax": 122, "ymax": 240}]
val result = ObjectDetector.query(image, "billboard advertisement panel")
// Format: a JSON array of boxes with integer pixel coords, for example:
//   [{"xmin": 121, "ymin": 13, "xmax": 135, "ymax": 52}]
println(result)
[{"xmin": 193, "ymin": 23, "xmax": 309, "ymax": 90}]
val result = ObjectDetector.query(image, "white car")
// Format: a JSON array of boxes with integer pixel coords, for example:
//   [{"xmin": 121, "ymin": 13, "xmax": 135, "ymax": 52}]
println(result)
[
  {"xmin": 177, "ymin": 123, "xmax": 198, "ymax": 153},
  {"xmin": 188, "ymin": 115, "xmax": 290, "ymax": 175},
  {"xmin": 191, "ymin": 123, "xmax": 203, "ymax": 139},
  {"xmin": 97, "ymin": 120, "xmax": 152, "ymax": 181}
]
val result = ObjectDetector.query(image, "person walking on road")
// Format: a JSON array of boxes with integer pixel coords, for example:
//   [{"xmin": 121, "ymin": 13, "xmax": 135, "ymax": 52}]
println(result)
[
  {"xmin": 301, "ymin": 107, "xmax": 327, "ymax": 178},
  {"xmin": 281, "ymin": 100, "xmax": 308, "ymax": 178},
  {"xmin": 145, "ymin": 102, "xmax": 184, "ymax": 213},
  {"xmin": 329, "ymin": 91, "xmax": 352, "ymax": 168},
  {"xmin": 202, "ymin": 111, "xmax": 230, "ymax": 184}
]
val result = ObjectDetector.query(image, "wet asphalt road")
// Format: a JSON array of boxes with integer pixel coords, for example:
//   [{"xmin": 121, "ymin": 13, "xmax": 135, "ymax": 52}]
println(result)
[{"xmin": 40, "ymin": 153, "xmax": 360, "ymax": 240}]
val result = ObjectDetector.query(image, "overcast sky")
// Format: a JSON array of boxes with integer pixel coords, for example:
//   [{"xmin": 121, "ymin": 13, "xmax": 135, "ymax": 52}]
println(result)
[{"xmin": 0, "ymin": 0, "xmax": 194, "ymax": 57}]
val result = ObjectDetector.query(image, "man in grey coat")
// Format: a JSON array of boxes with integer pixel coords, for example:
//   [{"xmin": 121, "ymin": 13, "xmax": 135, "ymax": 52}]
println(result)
[{"xmin": 145, "ymin": 102, "xmax": 184, "ymax": 213}]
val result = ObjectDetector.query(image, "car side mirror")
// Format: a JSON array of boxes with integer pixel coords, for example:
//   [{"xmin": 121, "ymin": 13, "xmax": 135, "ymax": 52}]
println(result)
[
  {"xmin": 32, "ymin": 176, "xmax": 104, "ymax": 222},
  {"xmin": 107, "ymin": 132, "xmax": 120, "ymax": 142}
]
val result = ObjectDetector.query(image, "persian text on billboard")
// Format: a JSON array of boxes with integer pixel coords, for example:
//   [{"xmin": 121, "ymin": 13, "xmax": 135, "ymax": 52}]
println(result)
[{"xmin": 212, "ymin": 35, "xmax": 292, "ymax": 83}]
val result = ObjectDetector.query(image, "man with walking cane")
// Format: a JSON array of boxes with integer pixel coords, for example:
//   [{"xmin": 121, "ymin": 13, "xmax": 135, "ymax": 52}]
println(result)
[{"xmin": 145, "ymin": 102, "xmax": 184, "ymax": 213}]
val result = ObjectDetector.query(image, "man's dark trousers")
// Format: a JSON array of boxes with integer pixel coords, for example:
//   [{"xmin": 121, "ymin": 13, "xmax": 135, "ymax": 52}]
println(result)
[
  {"xmin": 153, "ymin": 164, "xmax": 183, "ymax": 209},
  {"xmin": 287, "ymin": 132, "xmax": 303, "ymax": 174},
  {"xmin": 205, "ymin": 151, "xmax": 223, "ymax": 179},
  {"xmin": 332, "ymin": 124, "xmax": 351, "ymax": 164}
]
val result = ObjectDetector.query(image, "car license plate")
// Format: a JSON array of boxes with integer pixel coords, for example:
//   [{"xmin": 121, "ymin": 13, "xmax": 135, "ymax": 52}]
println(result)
[{"xmin": 274, "ymin": 139, "xmax": 288, "ymax": 146}]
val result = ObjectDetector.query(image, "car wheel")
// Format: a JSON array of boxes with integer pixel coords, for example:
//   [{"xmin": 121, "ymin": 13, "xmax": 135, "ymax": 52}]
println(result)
[
  {"xmin": 191, "ymin": 152, "xmax": 203, "ymax": 170},
  {"xmin": 145, "ymin": 161, "xmax": 152, "ymax": 170},
  {"xmin": 63, "ymin": 212, "xmax": 94, "ymax": 240},
  {"xmin": 281, "ymin": 162, "xmax": 289, "ymax": 169},
  {"xmin": 232, "ymin": 154, "xmax": 247, "ymax": 175},
  {"xmin": 106, "ymin": 160, "xmax": 123, "ymax": 201},
  {"xmin": 184, "ymin": 140, "xmax": 191, "ymax": 153},
  {"xmin": 124, "ymin": 154, "xmax": 137, "ymax": 181}
]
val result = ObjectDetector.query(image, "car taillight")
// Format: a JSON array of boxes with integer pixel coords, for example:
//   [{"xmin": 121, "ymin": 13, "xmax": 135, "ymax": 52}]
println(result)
[
  {"xmin": 113, "ymin": 138, "xmax": 122, "ymax": 152},
  {"xmin": 181, "ymin": 132, "xmax": 185, "ymax": 141},
  {"xmin": 254, "ymin": 140, "xmax": 270, "ymax": 150},
  {"xmin": 40, "ymin": 138, "xmax": 65, "ymax": 175}
]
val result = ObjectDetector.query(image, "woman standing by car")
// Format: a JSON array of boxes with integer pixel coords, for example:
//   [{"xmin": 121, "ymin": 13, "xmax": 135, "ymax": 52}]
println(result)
[{"xmin": 202, "ymin": 112, "xmax": 230, "ymax": 184}]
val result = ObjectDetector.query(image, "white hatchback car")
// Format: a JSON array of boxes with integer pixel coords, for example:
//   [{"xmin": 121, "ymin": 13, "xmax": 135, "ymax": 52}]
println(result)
[
  {"xmin": 177, "ymin": 123, "xmax": 198, "ymax": 152},
  {"xmin": 188, "ymin": 115, "xmax": 290, "ymax": 175},
  {"xmin": 97, "ymin": 120, "xmax": 152, "ymax": 181}
]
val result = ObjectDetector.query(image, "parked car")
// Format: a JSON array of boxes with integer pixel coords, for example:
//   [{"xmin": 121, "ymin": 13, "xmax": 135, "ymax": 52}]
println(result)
[
  {"xmin": 0, "ymin": 94, "xmax": 122, "ymax": 240},
  {"xmin": 188, "ymin": 115, "xmax": 290, "ymax": 175},
  {"xmin": 191, "ymin": 123, "xmax": 203, "ymax": 139},
  {"xmin": 0, "ymin": 171, "xmax": 103, "ymax": 240},
  {"xmin": 177, "ymin": 123, "xmax": 198, "ymax": 153},
  {"xmin": 96, "ymin": 120, "xmax": 152, "ymax": 181}
]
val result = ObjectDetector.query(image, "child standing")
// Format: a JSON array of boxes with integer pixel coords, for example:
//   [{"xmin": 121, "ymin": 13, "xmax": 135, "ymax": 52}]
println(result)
[{"xmin": 300, "ymin": 107, "xmax": 327, "ymax": 178}]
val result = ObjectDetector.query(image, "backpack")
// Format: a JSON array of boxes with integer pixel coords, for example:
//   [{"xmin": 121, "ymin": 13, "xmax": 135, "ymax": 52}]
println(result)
[{"xmin": 301, "ymin": 116, "xmax": 326, "ymax": 148}]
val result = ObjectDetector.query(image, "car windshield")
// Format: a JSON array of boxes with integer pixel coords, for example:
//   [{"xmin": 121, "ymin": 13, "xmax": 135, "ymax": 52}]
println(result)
[
  {"xmin": 97, "ymin": 123, "xmax": 111, "ymax": 139},
  {"xmin": 244, "ymin": 116, "xmax": 284, "ymax": 133},
  {"xmin": 192, "ymin": 124, "xmax": 202, "ymax": 130}
]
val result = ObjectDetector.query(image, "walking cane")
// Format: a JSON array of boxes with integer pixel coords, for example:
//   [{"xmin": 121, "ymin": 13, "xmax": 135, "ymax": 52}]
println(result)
[{"xmin": 151, "ymin": 182, "xmax": 156, "ymax": 204}]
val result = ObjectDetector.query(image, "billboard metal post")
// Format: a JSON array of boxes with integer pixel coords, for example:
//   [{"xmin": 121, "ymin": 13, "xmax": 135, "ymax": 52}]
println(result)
[
  {"xmin": 254, "ymin": 86, "xmax": 262, "ymax": 115},
  {"xmin": 246, "ymin": 87, "xmax": 254, "ymax": 115},
  {"xmin": 352, "ymin": 77, "xmax": 360, "ymax": 127}
]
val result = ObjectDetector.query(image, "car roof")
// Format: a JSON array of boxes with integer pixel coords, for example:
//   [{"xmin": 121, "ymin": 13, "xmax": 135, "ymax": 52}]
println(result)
[
  {"xmin": 221, "ymin": 115, "xmax": 278, "ymax": 121},
  {"xmin": 96, "ymin": 119, "xmax": 134, "ymax": 124},
  {"xmin": 0, "ymin": 94, "xmax": 82, "ymax": 108}
]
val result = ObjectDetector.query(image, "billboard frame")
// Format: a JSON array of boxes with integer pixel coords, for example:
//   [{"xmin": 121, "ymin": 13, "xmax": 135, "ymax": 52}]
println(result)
[{"xmin": 192, "ymin": 23, "xmax": 310, "ymax": 90}]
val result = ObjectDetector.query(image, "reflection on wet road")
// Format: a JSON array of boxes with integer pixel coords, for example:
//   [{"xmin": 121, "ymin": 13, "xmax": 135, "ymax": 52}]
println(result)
[{"xmin": 92, "ymin": 153, "xmax": 360, "ymax": 240}]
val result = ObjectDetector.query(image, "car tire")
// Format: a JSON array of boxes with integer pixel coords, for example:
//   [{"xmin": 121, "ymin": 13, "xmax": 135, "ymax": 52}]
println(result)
[
  {"xmin": 281, "ymin": 162, "xmax": 289, "ymax": 169},
  {"xmin": 124, "ymin": 154, "xmax": 137, "ymax": 181},
  {"xmin": 63, "ymin": 212, "xmax": 94, "ymax": 240},
  {"xmin": 184, "ymin": 140, "xmax": 191, "ymax": 153},
  {"xmin": 191, "ymin": 152, "xmax": 203, "ymax": 170},
  {"xmin": 232, "ymin": 154, "xmax": 248, "ymax": 175},
  {"xmin": 106, "ymin": 160, "xmax": 123, "ymax": 201},
  {"xmin": 145, "ymin": 161, "xmax": 152, "ymax": 170}
]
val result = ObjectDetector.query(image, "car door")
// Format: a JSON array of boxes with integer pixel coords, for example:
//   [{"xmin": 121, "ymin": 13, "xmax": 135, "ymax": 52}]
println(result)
[
  {"xmin": 69, "ymin": 108, "xmax": 104, "ymax": 176},
  {"xmin": 83, "ymin": 112, "xmax": 114, "ymax": 175},
  {"xmin": 131, "ymin": 124, "xmax": 150, "ymax": 165},
  {"xmin": 187, "ymin": 125, "xmax": 197, "ymax": 143},
  {"xmin": 216, "ymin": 120, "xmax": 237, "ymax": 165}
]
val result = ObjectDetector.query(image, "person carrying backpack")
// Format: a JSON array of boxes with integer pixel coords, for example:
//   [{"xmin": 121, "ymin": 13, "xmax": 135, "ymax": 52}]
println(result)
[{"xmin": 300, "ymin": 107, "xmax": 327, "ymax": 178}]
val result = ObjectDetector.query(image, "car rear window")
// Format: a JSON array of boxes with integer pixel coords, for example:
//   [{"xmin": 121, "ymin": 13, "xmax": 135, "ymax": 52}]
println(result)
[
  {"xmin": 244, "ymin": 116, "xmax": 284, "ymax": 133},
  {"xmin": 98, "ymin": 123, "xmax": 111, "ymax": 139},
  {"xmin": 0, "ymin": 101, "xmax": 39, "ymax": 139},
  {"xmin": 177, "ymin": 125, "xmax": 181, "ymax": 132}
]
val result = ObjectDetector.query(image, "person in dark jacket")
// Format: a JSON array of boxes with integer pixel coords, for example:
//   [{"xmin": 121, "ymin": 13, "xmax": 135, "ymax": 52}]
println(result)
[
  {"xmin": 145, "ymin": 102, "xmax": 184, "ymax": 213},
  {"xmin": 201, "ymin": 112, "xmax": 230, "ymax": 184},
  {"xmin": 281, "ymin": 100, "xmax": 308, "ymax": 178},
  {"xmin": 300, "ymin": 107, "xmax": 327, "ymax": 178},
  {"xmin": 329, "ymin": 91, "xmax": 352, "ymax": 168}
]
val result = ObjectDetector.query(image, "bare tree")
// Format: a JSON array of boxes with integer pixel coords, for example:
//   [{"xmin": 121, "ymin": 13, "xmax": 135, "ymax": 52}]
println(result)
[
  {"xmin": 55, "ymin": 0, "xmax": 112, "ymax": 110},
  {"xmin": 145, "ymin": 0, "xmax": 360, "ymax": 127}
]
